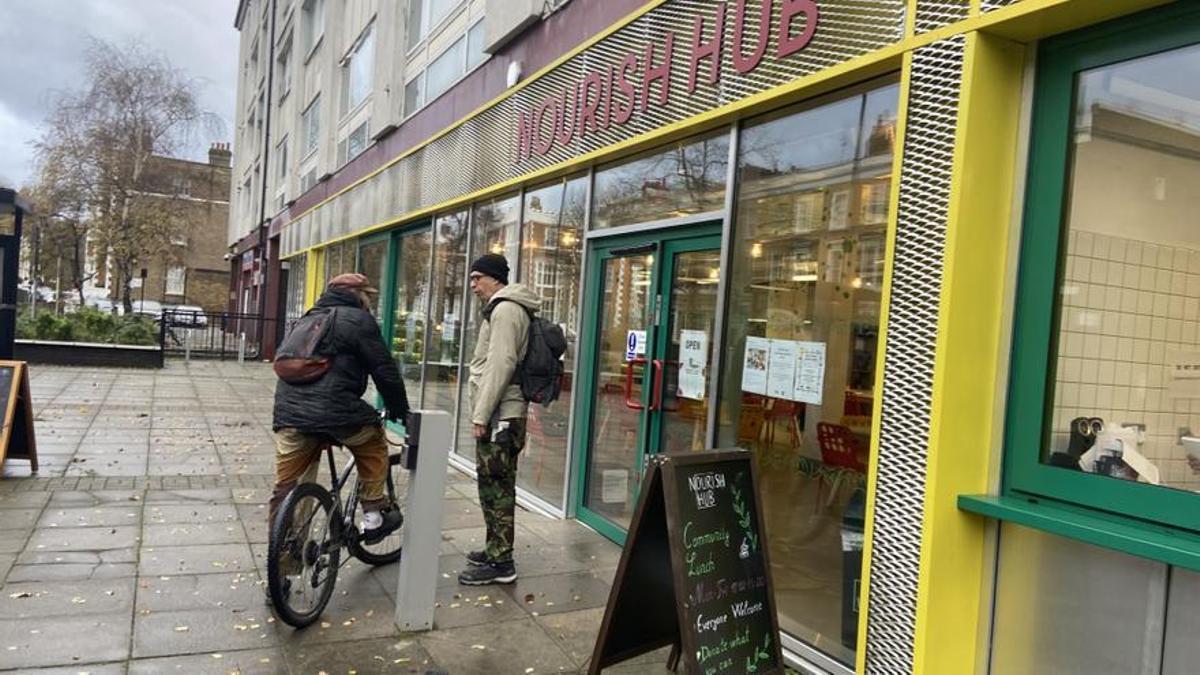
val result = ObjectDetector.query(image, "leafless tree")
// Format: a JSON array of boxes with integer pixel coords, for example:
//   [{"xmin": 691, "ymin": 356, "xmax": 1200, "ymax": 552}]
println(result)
[{"xmin": 32, "ymin": 39, "xmax": 218, "ymax": 313}]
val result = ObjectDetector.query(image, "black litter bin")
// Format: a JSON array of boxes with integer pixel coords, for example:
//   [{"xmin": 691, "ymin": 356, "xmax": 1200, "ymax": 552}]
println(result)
[{"xmin": 841, "ymin": 485, "xmax": 866, "ymax": 649}]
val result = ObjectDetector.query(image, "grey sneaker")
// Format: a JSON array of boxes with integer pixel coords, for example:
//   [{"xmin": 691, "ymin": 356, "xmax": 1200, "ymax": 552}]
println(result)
[
  {"xmin": 457, "ymin": 560, "xmax": 517, "ymax": 585},
  {"xmin": 465, "ymin": 550, "xmax": 489, "ymax": 567}
]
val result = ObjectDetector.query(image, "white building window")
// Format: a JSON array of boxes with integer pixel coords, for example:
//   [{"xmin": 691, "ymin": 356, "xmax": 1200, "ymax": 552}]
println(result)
[
  {"xmin": 277, "ymin": 35, "xmax": 292, "ymax": 102},
  {"xmin": 407, "ymin": 0, "xmax": 461, "ymax": 46},
  {"xmin": 277, "ymin": 136, "xmax": 289, "ymax": 180},
  {"xmin": 166, "ymin": 266, "xmax": 186, "ymax": 296},
  {"xmin": 301, "ymin": 168, "xmax": 317, "ymax": 192},
  {"xmin": 338, "ymin": 121, "xmax": 370, "ymax": 165},
  {"xmin": 404, "ymin": 76, "xmax": 424, "ymax": 116},
  {"xmin": 426, "ymin": 37, "xmax": 465, "ymax": 102},
  {"xmin": 302, "ymin": 95, "xmax": 320, "ymax": 156},
  {"xmin": 467, "ymin": 18, "xmax": 486, "ymax": 69},
  {"xmin": 341, "ymin": 23, "xmax": 375, "ymax": 115},
  {"xmin": 302, "ymin": 0, "xmax": 325, "ymax": 56}
]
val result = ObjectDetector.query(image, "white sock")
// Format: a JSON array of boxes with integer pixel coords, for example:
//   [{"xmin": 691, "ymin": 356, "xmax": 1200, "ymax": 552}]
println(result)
[{"xmin": 361, "ymin": 510, "xmax": 383, "ymax": 530}]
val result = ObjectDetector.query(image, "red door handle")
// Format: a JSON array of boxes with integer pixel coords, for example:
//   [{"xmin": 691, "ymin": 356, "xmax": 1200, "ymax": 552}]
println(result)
[
  {"xmin": 624, "ymin": 357, "xmax": 646, "ymax": 410},
  {"xmin": 649, "ymin": 359, "xmax": 665, "ymax": 412}
]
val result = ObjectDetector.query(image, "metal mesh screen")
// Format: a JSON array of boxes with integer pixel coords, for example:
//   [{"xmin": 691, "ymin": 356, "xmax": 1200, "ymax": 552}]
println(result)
[
  {"xmin": 282, "ymin": 0, "xmax": 906, "ymax": 255},
  {"xmin": 914, "ymin": 0, "xmax": 969, "ymax": 33},
  {"xmin": 981, "ymin": 0, "xmax": 1021, "ymax": 11},
  {"xmin": 864, "ymin": 34, "xmax": 965, "ymax": 674}
]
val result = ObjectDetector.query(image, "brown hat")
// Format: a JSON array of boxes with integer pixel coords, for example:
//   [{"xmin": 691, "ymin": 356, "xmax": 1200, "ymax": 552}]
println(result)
[{"xmin": 328, "ymin": 272, "xmax": 378, "ymax": 293}]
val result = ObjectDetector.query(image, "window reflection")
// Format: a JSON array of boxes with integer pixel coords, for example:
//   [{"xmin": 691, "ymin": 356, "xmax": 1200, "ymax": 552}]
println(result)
[
  {"xmin": 455, "ymin": 193, "xmax": 521, "ymax": 462},
  {"xmin": 1045, "ymin": 43, "xmax": 1200, "ymax": 491},
  {"xmin": 591, "ymin": 131, "xmax": 729, "ymax": 229},
  {"xmin": 517, "ymin": 176, "xmax": 586, "ymax": 505},
  {"xmin": 718, "ymin": 80, "xmax": 899, "ymax": 665},
  {"xmin": 389, "ymin": 230, "xmax": 432, "ymax": 409},
  {"xmin": 425, "ymin": 210, "xmax": 468, "ymax": 443}
]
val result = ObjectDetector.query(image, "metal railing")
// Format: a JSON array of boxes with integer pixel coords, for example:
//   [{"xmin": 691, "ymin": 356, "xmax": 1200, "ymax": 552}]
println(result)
[{"xmin": 159, "ymin": 309, "xmax": 282, "ymax": 361}]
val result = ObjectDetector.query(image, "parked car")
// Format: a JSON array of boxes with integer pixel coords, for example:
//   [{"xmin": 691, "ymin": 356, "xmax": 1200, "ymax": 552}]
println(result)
[
  {"xmin": 130, "ymin": 300, "xmax": 163, "ymax": 321},
  {"xmin": 167, "ymin": 305, "xmax": 208, "ymax": 328},
  {"xmin": 85, "ymin": 298, "xmax": 124, "ymax": 315}
]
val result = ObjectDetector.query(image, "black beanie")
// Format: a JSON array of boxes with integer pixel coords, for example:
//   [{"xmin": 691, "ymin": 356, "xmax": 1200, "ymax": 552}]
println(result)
[{"xmin": 470, "ymin": 253, "xmax": 509, "ymax": 285}]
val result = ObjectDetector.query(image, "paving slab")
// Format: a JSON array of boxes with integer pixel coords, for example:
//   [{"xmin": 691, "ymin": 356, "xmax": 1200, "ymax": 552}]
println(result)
[
  {"xmin": 138, "ymin": 543, "xmax": 255, "ymax": 577},
  {"xmin": 0, "ymin": 577, "xmax": 136, "ymax": 619},
  {"xmin": 128, "ymin": 648, "xmax": 284, "ymax": 675},
  {"xmin": 417, "ymin": 617, "xmax": 577, "ymax": 675},
  {"xmin": 285, "ymin": 636, "xmax": 438, "ymax": 674},
  {"xmin": 0, "ymin": 613, "xmax": 131, "ymax": 669},
  {"xmin": 132, "ymin": 606, "xmax": 282, "ymax": 658}
]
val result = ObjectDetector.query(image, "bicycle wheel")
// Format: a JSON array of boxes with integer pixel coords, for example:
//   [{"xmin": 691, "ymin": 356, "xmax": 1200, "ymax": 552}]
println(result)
[
  {"xmin": 346, "ymin": 455, "xmax": 407, "ymax": 566},
  {"xmin": 268, "ymin": 482, "xmax": 341, "ymax": 627}
]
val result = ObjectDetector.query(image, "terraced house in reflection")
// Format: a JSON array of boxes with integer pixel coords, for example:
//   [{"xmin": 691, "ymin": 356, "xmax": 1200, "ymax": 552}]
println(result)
[{"xmin": 227, "ymin": 0, "xmax": 1200, "ymax": 672}]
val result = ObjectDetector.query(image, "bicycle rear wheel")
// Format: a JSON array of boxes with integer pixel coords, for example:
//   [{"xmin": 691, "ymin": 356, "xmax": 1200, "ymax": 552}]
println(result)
[
  {"xmin": 268, "ymin": 482, "xmax": 341, "ymax": 627},
  {"xmin": 346, "ymin": 454, "xmax": 407, "ymax": 565}
]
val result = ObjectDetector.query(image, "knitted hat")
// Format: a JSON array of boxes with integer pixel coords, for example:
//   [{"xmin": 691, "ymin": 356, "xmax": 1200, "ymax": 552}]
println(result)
[
  {"xmin": 470, "ymin": 253, "xmax": 510, "ymax": 285},
  {"xmin": 328, "ymin": 272, "xmax": 378, "ymax": 293}
]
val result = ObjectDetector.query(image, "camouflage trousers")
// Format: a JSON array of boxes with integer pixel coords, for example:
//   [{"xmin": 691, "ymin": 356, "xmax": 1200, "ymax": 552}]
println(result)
[{"xmin": 475, "ymin": 418, "xmax": 526, "ymax": 563}]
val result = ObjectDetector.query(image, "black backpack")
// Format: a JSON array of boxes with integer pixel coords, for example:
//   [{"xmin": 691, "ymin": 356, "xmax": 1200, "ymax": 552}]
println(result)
[
  {"xmin": 273, "ymin": 307, "xmax": 338, "ymax": 384},
  {"xmin": 485, "ymin": 299, "xmax": 567, "ymax": 405}
]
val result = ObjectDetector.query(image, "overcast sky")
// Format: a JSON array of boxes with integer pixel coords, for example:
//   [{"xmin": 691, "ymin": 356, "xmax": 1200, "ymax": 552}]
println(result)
[{"xmin": 0, "ymin": 0, "xmax": 241, "ymax": 190}]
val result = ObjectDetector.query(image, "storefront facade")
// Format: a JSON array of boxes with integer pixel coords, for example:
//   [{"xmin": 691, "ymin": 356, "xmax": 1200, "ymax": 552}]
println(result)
[{"xmin": 277, "ymin": 1, "xmax": 1200, "ymax": 671}]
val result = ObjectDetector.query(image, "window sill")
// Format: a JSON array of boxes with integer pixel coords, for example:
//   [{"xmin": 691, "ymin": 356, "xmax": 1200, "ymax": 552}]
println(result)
[{"xmin": 959, "ymin": 493, "xmax": 1200, "ymax": 572}]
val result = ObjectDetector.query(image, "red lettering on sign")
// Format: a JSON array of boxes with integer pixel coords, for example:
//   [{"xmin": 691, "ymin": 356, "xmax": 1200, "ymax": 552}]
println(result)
[
  {"xmin": 533, "ymin": 97, "xmax": 555, "ymax": 156},
  {"xmin": 641, "ymin": 33, "xmax": 674, "ymax": 112},
  {"xmin": 579, "ymin": 72, "xmax": 604, "ymax": 133},
  {"xmin": 777, "ymin": 0, "xmax": 819, "ymax": 58},
  {"xmin": 614, "ymin": 53, "xmax": 638, "ymax": 125},
  {"xmin": 687, "ymin": 3, "xmax": 726, "ymax": 93},
  {"xmin": 555, "ymin": 86, "xmax": 577, "ymax": 146},
  {"xmin": 731, "ymin": 0, "xmax": 771, "ymax": 74},
  {"xmin": 600, "ymin": 65, "xmax": 615, "ymax": 129},
  {"xmin": 516, "ymin": 110, "xmax": 534, "ymax": 162}
]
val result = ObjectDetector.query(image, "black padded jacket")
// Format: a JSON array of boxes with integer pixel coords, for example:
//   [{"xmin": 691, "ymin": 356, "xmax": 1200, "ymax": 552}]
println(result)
[{"xmin": 272, "ymin": 288, "xmax": 410, "ymax": 433}]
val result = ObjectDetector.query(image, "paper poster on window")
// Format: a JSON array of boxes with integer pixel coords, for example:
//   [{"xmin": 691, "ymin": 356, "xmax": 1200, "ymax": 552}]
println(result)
[
  {"xmin": 625, "ymin": 330, "xmax": 647, "ymax": 362},
  {"xmin": 742, "ymin": 337, "xmax": 769, "ymax": 395},
  {"xmin": 678, "ymin": 330, "xmax": 707, "ymax": 400},
  {"xmin": 793, "ymin": 341, "xmax": 826, "ymax": 405},
  {"xmin": 767, "ymin": 339, "xmax": 798, "ymax": 400},
  {"xmin": 1167, "ymin": 349, "xmax": 1200, "ymax": 399}
]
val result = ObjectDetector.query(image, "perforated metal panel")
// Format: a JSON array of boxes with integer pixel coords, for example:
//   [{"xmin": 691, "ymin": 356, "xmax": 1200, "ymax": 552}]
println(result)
[
  {"xmin": 914, "ymin": 0, "xmax": 969, "ymax": 33},
  {"xmin": 864, "ymin": 35, "xmax": 965, "ymax": 675},
  {"xmin": 281, "ymin": 0, "xmax": 906, "ymax": 255},
  {"xmin": 981, "ymin": 0, "xmax": 1021, "ymax": 11}
]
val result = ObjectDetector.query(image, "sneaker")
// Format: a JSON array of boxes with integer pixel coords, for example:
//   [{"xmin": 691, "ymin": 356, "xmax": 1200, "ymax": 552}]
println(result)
[
  {"xmin": 457, "ymin": 560, "xmax": 517, "ymax": 585},
  {"xmin": 362, "ymin": 505, "xmax": 403, "ymax": 544},
  {"xmin": 465, "ymin": 550, "xmax": 489, "ymax": 567}
]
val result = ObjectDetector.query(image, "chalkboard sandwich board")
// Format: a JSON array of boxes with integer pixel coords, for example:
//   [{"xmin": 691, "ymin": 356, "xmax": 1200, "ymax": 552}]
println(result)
[
  {"xmin": 588, "ymin": 449, "xmax": 783, "ymax": 675},
  {"xmin": 0, "ymin": 360, "xmax": 37, "ymax": 474}
]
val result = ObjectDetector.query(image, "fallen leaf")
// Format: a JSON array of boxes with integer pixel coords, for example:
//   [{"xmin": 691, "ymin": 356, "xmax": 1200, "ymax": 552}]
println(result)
[
  {"xmin": 174, "ymin": 626, "xmax": 189, "ymax": 632},
  {"xmin": 526, "ymin": 669, "xmax": 535, "ymax": 674},
  {"xmin": 71, "ymin": 597, "xmax": 87, "ymax": 604},
  {"xmin": 8, "ymin": 592, "xmax": 31, "ymax": 599},
  {"xmin": 471, "ymin": 644, "xmax": 487, "ymax": 650}
]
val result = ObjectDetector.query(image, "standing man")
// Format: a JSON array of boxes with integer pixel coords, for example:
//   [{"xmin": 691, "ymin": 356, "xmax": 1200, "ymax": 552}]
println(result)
[
  {"xmin": 458, "ymin": 253, "xmax": 541, "ymax": 585},
  {"xmin": 271, "ymin": 273, "xmax": 410, "ymax": 541}
]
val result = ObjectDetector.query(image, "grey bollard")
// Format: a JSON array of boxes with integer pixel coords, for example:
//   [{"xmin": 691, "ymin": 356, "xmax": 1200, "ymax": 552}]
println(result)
[{"xmin": 394, "ymin": 410, "xmax": 451, "ymax": 632}]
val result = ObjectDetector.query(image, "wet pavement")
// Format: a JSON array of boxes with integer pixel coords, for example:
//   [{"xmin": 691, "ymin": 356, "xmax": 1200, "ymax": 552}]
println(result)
[{"xmin": 0, "ymin": 360, "xmax": 664, "ymax": 675}]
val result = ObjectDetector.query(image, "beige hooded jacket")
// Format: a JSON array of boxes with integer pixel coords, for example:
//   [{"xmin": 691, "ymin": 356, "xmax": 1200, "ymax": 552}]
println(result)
[{"xmin": 468, "ymin": 283, "xmax": 542, "ymax": 426}]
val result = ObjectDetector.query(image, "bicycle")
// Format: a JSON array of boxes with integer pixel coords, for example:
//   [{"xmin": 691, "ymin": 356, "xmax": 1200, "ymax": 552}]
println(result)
[{"xmin": 266, "ymin": 423, "xmax": 409, "ymax": 628}]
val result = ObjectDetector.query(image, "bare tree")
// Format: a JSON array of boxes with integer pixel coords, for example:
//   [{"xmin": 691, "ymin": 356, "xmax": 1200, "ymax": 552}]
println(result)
[{"xmin": 33, "ymin": 39, "xmax": 217, "ymax": 313}]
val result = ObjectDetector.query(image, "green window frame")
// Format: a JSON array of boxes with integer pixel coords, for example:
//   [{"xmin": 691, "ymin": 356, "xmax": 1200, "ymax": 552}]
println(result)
[{"xmin": 1004, "ymin": 1, "xmax": 1200, "ymax": 535}]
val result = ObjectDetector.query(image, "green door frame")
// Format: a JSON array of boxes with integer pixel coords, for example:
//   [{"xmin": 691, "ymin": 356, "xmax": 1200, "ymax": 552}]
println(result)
[{"xmin": 571, "ymin": 223, "xmax": 721, "ymax": 543}]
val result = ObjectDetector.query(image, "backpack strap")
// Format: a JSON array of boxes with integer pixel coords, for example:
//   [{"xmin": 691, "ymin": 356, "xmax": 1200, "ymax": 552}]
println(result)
[{"xmin": 482, "ymin": 297, "xmax": 534, "ymax": 321}]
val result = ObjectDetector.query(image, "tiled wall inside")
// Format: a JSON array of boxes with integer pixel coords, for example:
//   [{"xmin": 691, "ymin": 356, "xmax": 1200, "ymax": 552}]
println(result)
[{"xmin": 1053, "ymin": 229, "xmax": 1200, "ymax": 490}]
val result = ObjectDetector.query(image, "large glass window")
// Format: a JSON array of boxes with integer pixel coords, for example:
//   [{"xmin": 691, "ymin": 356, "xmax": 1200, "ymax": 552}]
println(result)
[
  {"xmin": 1007, "ymin": 7, "xmax": 1200, "ymax": 535},
  {"xmin": 302, "ymin": 0, "xmax": 325, "ymax": 55},
  {"xmin": 357, "ymin": 238, "xmax": 389, "ymax": 321},
  {"xmin": 425, "ymin": 211, "xmax": 469, "ymax": 439},
  {"xmin": 455, "ymin": 194, "xmax": 520, "ymax": 462},
  {"xmin": 322, "ymin": 239, "xmax": 356, "ymax": 288},
  {"xmin": 426, "ymin": 37, "xmax": 465, "ymax": 103},
  {"xmin": 717, "ymin": 80, "xmax": 899, "ymax": 666},
  {"xmin": 591, "ymin": 130, "xmax": 729, "ymax": 229},
  {"xmin": 390, "ymin": 230, "xmax": 433, "ymax": 409},
  {"xmin": 517, "ymin": 176, "xmax": 586, "ymax": 505},
  {"xmin": 284, "ymin": 254, "xmax": 307, "ymax": 323},
  {"xmin": 302, "ymin": 95, "xmax": 320, "ymax": 157}
]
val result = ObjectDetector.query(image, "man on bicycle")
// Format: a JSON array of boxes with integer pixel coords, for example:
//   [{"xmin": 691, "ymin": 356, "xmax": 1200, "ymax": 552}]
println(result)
[{"xmin": 271, "ymin": 272, "xmax": 410, "ymax": 543}]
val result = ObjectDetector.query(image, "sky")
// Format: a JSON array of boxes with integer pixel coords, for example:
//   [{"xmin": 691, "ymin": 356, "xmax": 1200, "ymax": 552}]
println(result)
[{"xmin": 0, "ymin": 0, "xmax": 242, "ymax": 190}]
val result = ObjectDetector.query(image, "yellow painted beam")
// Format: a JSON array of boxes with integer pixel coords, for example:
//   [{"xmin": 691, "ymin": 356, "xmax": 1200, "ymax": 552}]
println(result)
[
  {"xmin": 911, "ymin": 30, "xmax": 1025, "ymax": 675},
  {"xmin": 304, "ymin": 248, "xmax": 324, "ymax": 310},
  {"xmin": 854, "ymin": 47, "xmax": 915, "ymax": 675}
]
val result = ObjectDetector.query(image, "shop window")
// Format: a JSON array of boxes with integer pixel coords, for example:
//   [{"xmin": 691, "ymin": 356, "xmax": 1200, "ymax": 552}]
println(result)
[
  {"xmin": 387, "ymin": 230, "xmax": 433, "ymax": 409},
  {"xmin": 1007, "ymin": 8, "xmax": 1200, "ymax": 533},
  {"xmin": 425, "ymin": 210, "xmax": 469, "ymax": 449},
  {"xmin": 591, "ymin": 130, "xmax": 729, "ymax": 230},
  {"xmin": 717, "ymin": 78, "xmax": 899, "ymax": 666},
  {"xmin": 357, "ymin": 237, "xmax": 389, "ymax": 324},
  {"xmin": 285, "ymin": 253, "xmax": 307, "ymax": 323},
  {"xmin": 455, "ymin": 193, "xmax": 521, "ymax": 462},
  {"xmin": 516, "ymin": 175, "xmax": 587, "ymax": 506}
]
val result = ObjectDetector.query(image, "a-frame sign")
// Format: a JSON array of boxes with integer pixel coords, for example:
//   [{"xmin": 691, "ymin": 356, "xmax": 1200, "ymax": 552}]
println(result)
[
  {"xmin": 0, "ymin": 361, "xmax": 37, "ymax": 474},
  {"xmin": 589, "ymin": 450, "xmax": 783, "ymax": 675}
]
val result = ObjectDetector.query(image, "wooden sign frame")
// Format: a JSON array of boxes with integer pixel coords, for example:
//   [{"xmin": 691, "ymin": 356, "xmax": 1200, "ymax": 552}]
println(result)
[
  {"xmin": 0, "ymin": 360, "xmax": 37, "ymax": 473},
  {"xmin": 589, "ymin": 450, "xmax": 784, "ymax": 675}
]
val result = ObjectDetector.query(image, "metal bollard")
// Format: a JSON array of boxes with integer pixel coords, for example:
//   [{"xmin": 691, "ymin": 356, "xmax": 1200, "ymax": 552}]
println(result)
[{"xmin": 394, "ymin": 410, "xmax": 451, "ymax": 632}]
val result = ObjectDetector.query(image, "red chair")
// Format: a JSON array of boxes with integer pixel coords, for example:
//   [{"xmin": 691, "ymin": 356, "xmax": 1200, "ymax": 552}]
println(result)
[{"xmin": 813, "ymin": 422, "xmax": 869, "ymax": 508}]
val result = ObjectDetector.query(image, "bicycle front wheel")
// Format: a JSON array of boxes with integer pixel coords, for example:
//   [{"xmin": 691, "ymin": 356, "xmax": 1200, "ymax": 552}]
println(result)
[
  {"xmin": 268, "ymin": 482, "xmax": 341, "ymax": 627},
  {"xmin": 346, "ymin": 455, "xmax": 407, "ymax": 566}
]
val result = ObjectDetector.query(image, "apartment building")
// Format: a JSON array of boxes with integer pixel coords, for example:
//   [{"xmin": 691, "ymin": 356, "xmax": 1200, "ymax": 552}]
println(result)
[{"xmin": 228, "ymin": 0, "xmax": 575, "ymax": 356}]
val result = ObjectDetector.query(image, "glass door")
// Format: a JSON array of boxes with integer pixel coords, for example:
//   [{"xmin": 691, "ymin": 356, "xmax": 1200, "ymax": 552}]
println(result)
[{"xmin": 574, "ymin": 225, "xmax": 722, "ymax": 541}]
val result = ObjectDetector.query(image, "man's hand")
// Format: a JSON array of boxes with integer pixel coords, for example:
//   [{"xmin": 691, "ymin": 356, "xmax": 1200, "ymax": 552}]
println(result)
[{"xmin": 473, "ymin": 423, "xmax": 488, "ymax": 439}]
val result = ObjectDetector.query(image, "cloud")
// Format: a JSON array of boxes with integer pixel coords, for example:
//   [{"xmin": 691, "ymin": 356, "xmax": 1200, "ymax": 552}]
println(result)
[{"xmin": 0, "ymin": 0, "xmax": 240, "ymax": 188}]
